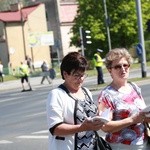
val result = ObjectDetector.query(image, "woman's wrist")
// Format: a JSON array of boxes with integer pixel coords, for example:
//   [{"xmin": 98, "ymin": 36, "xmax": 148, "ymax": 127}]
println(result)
[
  {"xmin": 128, "ymin": 116, "xmax": 136, "ymax": 125},
  {"xmin": 77, "ymin": 124, "xmax": 84, "ymax": 132}
]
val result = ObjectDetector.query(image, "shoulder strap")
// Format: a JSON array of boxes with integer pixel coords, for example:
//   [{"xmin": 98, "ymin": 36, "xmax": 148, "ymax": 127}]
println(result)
[
  {"xmin": 58, "ymin": 84, "xmax": 92, "ymax": 103},
  {"xmin": 128, "ymin": 81, "xmax": 141, "ymax": 97},
  {"xmin": 58, "ymin": 84, "xmax": 77, "ymax": 101},
  {"xmin": 59, "ymin": 84, "xmax": 89, "ymax": 96},
  {"xmin": 82, "ymin": 87, "xmax": 93, "ymax": 101}
]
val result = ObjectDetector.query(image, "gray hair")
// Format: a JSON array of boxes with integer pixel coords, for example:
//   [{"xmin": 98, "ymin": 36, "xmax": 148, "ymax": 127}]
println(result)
[{"xmin": 105, "ymin": 48, "xmax": 133, "ymax": 69}]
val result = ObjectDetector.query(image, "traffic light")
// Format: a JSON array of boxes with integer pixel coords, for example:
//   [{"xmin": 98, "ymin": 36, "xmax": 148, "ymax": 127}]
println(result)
[{"xmin": 82, "ymin": 29, "xmax": 92, "ymax": 47}]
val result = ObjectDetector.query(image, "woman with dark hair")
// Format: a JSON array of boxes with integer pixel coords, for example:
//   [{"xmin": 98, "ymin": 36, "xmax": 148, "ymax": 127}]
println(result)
[{"xmin": 46, "ymin": 52, "xmax": 104, "ymax": 150}]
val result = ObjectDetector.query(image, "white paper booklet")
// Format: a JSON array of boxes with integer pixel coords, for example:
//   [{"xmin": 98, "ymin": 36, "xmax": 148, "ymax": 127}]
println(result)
[
  {"xmin": 90, "ymin": 108, "xmax": 111, "ymax": 123},
  {"xmin": 142, "ymin": 105, "xmax": 150, "ymax": 112},
  {"xmin": 142, "ymin": 106, "xmax": 150, "ymax": 117}
]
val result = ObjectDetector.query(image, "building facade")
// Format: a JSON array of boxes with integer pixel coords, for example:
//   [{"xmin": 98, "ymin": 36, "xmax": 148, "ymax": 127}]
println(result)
[
  {"xmin": 0, "ymin": 3, "xmax": 51, "ymax": 72},
  {"xmin": 0, "ymin": 0, "xmax": 78, "ymax": 71},
  {"xmin": 45, "ymin": 0, "xmax": 78, "ymax": 64}
]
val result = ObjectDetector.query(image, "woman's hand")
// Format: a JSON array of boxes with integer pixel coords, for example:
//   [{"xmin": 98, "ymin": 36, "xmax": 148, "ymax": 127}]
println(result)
[
  {"xmin": 130, "ymin": 112, "xmax": 146, "ymax": 124},
  {"xmin": 79, "ymin": 117, "xmax": 105, "ymax": 132}
]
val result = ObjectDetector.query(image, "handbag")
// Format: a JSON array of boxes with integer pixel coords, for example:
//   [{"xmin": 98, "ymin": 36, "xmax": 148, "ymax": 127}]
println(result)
[
  {"xmin": 95, "ymin": 131, "xmax": 112, "ymax": 150},
  {"xmin": 145, "ymin": 123, "xmax": 150, "ymax": 144}
]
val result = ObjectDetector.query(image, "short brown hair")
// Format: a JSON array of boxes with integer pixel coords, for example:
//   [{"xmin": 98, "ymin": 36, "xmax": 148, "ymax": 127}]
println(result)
[
  {"xmin": 60, "ymin": 52, "xmax": 88, "ymax": 80},
  {"xmin": 105, "ymin": 48, "xmax": 133, "ymax": 69}
]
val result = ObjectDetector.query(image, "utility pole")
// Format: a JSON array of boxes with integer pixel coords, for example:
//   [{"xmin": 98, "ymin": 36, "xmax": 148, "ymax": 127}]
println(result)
[
  {"xmin": 135, "ymin": 0, "xmax": 147, "ymax": 78},
  {"xmin": 79, "ymin": 26, "xmax": 85, "ymax": 56},
  {"xmin": 102, "ymin": 0, "xmax": 111, "ymax": 51}
]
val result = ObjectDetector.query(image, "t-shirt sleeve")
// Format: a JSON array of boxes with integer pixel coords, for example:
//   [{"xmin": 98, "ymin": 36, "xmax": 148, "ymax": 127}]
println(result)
[
  {"xmin": 46, "ymin": 89, "xmax": 64, "ymax": 132},
  {"xmin": 98, "ymin": 90, "xmax": 115, "ymax": 110}
]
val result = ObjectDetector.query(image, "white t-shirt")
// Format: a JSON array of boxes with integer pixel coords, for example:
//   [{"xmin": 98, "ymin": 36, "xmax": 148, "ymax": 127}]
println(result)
[{"xmin": 0, "ymin": 64, "xmax": 3, "ymax": 72}]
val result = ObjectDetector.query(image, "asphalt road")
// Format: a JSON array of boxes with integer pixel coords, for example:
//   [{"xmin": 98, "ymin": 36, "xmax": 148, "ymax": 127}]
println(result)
[{"xmin": 0, "ymin": 82, "xmax": 150, "ymax": 150}]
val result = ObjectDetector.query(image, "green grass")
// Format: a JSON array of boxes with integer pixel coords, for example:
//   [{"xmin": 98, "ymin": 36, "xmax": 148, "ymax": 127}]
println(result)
[{"xmin": 3, "ymin": 75, "xmax": 19, "ymax": 81}]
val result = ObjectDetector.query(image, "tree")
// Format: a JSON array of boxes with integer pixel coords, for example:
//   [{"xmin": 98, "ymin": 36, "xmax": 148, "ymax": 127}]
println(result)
[{"xmin": 70, "ymin": 0, "xmax": 150, "ymax": 59}]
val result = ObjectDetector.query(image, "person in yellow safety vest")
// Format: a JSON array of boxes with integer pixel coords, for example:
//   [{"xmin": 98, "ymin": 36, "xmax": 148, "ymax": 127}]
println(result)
[
  {"xmin": 93, "ymin": 49, "xmax": 105, "ymax": 84},
  {"xmin": 19, "ymin": 61, "xmax": 32, "ymax": 92}
]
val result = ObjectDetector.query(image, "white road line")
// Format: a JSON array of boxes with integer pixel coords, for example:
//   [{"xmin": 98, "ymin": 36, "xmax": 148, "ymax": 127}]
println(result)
[
  {"xmin": 0, "ymin": 97, "xmax": 22, "ymax": 103},
  {"xmin": 16, "ymin": 135, "xmax": 48, "ymax": 139},
  {"xmin": 0, "ymin": 140, "xmax": 13, "ymax": 144},
  {"xmin": 32, "ymin": 130, "xmax": 48, "ymax": 134},
  {"xmin": 25, "ymin": 111, "xmax": 46, "ymax": 118}
]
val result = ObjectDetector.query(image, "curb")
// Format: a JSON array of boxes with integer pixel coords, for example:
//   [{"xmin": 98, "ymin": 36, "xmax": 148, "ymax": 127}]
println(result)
[{"xmin": 0, "ymin": 72, "xmax": 150, "ymax": 92}]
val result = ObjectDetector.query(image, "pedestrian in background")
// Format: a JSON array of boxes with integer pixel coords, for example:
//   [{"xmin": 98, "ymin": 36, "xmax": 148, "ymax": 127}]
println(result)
[
  {"xmin": 25, "ymin": 55, "xmax": 33, "ymax": 73},
  {"xmin": 19, "ymin": 61, "xmax": 32, "ymax": 92},
  {"xmin": 46, "ymin": 52, "xmax": 104, "ymax": 150},
  {"xmin": 0, "ymin": 60, "xmax": 4, "ymax": 82},
  {"xmin": 93, "ymin": 49, "xmax": 105, "ymax": 84},
  {"xmin": 41, "ymin": 61, "xmax": 51, "ymax": 84},
  {"xmin": 98, "ymin": 48, "xmax": 150, "ymax": 150},
  {"xmin": 49, "ymin": 67, "xmax": 56, "ymax": 81}
]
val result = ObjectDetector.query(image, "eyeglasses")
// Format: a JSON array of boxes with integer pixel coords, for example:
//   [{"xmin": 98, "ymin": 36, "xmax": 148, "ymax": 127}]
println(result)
[
  {"xmin": 111, "ymin": 64, "xmax": 130, "ymax": 70},
  {"xmin": 72, "ymin": 73, "xmax": 88, "ymax": 80}
]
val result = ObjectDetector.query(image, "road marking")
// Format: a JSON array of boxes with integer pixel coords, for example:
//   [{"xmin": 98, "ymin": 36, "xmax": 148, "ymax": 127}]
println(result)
[
  {"xmin": 25, "ymin": 111, "xmax": 46, "ymax": 118},
  {"xmin": 16, "ymin": 135, "xmax": 48, "ymax": 139},
  {"xmin": 0, "ymin": 97, "xmax": 22, "ymax": 103},
  {"xmin": 0, "ymin": 140, "xmax": 13, "ymax": 144},
  {"xmin": 32, "ymin": 130, "xmax": 48, "ymax": 134}
]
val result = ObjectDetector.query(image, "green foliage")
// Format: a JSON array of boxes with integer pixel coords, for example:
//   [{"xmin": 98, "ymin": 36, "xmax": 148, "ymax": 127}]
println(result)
[{"xmin": 70, "ymin": 0, "xmax": 150, "ymax": 59}]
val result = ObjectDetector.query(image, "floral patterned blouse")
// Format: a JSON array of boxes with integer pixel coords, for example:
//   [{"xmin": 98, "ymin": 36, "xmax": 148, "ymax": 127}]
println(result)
[{"xmin": 98, "ymin": 82, "xmax": 147, "ymax": 145}]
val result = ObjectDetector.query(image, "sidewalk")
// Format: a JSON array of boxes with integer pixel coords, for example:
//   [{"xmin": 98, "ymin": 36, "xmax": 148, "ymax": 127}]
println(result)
[
  {"xmin": 0, "ymin": 76, "xmax": 63, "ymax": 92},
  {"xmin": 0, "ymin": 67, "xmax": 150, "ymax": 92}
]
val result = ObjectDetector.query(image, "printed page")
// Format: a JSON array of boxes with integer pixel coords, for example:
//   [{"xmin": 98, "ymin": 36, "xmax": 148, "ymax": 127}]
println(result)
[{"xmin": 91, "ymin": 108, "xmax": 111, "ymax": 123}]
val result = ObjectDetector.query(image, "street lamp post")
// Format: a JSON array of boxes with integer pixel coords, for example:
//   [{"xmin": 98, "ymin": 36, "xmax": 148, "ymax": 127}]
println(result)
[
  {"xmin": 135, "ymin": 0, "xmax": 147, "ymax": 78},
  {"xmin": 102, "ymin": 0, "xmax": 111, "ymax": 51}
]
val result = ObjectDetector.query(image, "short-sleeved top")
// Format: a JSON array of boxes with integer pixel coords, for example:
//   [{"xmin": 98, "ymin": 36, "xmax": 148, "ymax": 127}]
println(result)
[
  {"xmin": 46, "ymin": 86, "xmax": 97, "ymax": 150},
  {"xmin": 0, "ymin": 64, "xmax": 3, "ymax": 72},
  {"xmin": 98, "ymin": 82, "xmax": 147, "ymax": 145}
]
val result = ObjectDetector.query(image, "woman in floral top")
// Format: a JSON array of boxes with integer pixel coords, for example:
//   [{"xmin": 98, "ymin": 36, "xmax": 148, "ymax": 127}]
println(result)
[{"xmin": 98, "ymin": 48, "xmax": 150, "ymax": 150}]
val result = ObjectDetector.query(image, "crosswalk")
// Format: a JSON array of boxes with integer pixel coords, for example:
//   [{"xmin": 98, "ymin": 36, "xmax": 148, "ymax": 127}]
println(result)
[
  {"xmin": 0, "ymin": 130, "xmax": 106, "ymax": 145},
  {"xmin": 17, "ymin": 130, "xmax": 48, "ymax": 139},
  {"xmin": 0, "ymin": 140, "xmax": 13, "ymax": 144},
  {"xmin": 0, "ymin": 130, "xmax": 49, "ymax": 145}
]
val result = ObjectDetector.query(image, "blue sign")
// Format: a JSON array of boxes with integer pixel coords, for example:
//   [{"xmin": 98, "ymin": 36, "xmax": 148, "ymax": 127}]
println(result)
[{"xmin": 136, "ymin": 43, "xmax": 143, "ymax": 57}]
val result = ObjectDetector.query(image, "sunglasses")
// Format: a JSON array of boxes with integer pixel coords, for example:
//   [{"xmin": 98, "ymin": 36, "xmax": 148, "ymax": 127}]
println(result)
[{"xmin": 111, "ymin": 64, "xmax": 130, "ymax": 70}]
